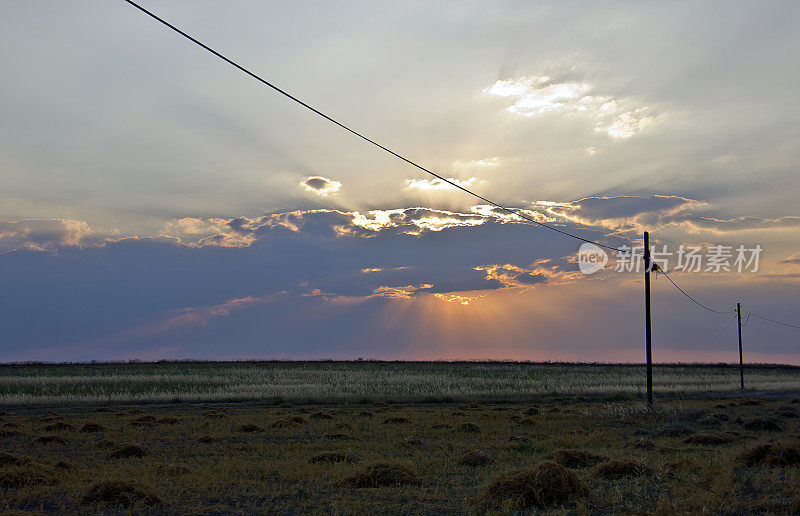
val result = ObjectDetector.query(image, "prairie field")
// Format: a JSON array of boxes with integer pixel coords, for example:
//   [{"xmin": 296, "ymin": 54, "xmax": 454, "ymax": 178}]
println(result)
[
  {"xmin": 1, "ymin": 361, "xmax": 799, "ymax": 406},
  {"xmin": 2, "ymin": 362, "xmax": 800, "ymax": 514}
]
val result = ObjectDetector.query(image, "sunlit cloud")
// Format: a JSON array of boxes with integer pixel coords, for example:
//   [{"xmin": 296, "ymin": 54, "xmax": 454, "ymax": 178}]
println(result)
[
  {"xmin": 404, "ymin": 176, "xmax": 482, "ymax": 191},
  {"xmin": 452, "ymin": 157, "xmax": 502, "ymax": 168},
  {"xmin": 484, "ymin": 75, "xmax": 656, "ymax": 138},
  {"xmin": 0, "ymin": 218, "xmax": 95, "ymax": 252},
  {"xmin": 595, "ymin": 108, "xmax": 654, "ymax": 139},
  {"xmin": 476, "ymin": 260, "xmax": 580, "ymax": 289},
  {"xmin": 167, "ymin": 296, "xmax": 266, "ymax": 327},
  {"xmin": 300, "ymin": 176, "xmax": 342, "ymax": 196},
  {"xmin": 484, "ymin": 76, "xmax": 591, "ymax": 115},
  {"xmin": 361, "ymin": 266, "xmax": 409, "ymax": 273},
  {"xmin": 433, "ymin": 291, "xmax": 490, "ymax": 306},
  {"xmin": 372, "ymin": 283, "xmax": 433, "ymax": 299}
]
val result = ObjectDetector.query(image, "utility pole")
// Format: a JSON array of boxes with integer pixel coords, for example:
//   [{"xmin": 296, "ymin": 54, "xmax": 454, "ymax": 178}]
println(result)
[
  {"xmin": 644, "ymin": 231, "xmax": 653, "ymax": 406},
  {"xmin": 737, "ymin": 302, "xmax": 744, "ymax": 390}
]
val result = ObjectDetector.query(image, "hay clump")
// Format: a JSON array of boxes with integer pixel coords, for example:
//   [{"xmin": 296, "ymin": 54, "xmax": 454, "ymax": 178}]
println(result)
[
  {"xmin": 737, "ymin": 442, "xmax": 800, "ymax": 467},
  {"xmin": 515, "ymin": 416, "xmax": 537, "ymax": 426},
  {"xmin": 197, "ymin": 435, "xmax": 224, "ymax": 443},
  {"xmin": 130, "ymin": 415, "xmax": 157, "ymax": 427},
  {"xmin": 381, "ymin": 416, "xmax": 411, "ymax": 425},
  {"xmin": 44, "ymin": 422, "xmax": 74, "ymax": 432},
  {"xmin": 34, "ymin": 434, "xmax": 66, "ymax": 444},
  {"xmin": 552, "ymin": 449, "xmax": 608, "ymax": 469},
  {"xmin": 358, "ymin": 411, "xmax": 374, "ymax": 418},
  {"xmin": 270, "ymin": 416, "xmax": 307, "ymax": 428},
  {"xmin": 107, "ymin": 444, "xmax": 149, "ymax": 459},
  {"xmin": 478, "ymin": 461, "xmax": 589, "ymax": 509},
  {"xmin": 0, "ymin": 452, "xmax": 59, "ymax": 487},
  {"xmin": 456, "ymin": 422, "xmax": 481, "ymax": 433},
  {"xmin": 157, "ymin": 417, "xmax": 180, "ymax": 425},
  {"xmin": 80, "ymin": 422, "xmax": 106, "ymax": 433},
  {"xmin": 81, "ymin": 479, "xmax": 162, "ymax": 508},
  {"xmin": 741, "ymin": 417, "xmax": 784, "ymax": 432},
  {"xmin": 659, "ymin": 425, "xmax": 695, "ymax": 437},
  {"xmin": 683, "ymin": 433, "xmax": 734, "ymax": 445},
  {"xmin": 456, "ymin": 450, "xmax": 494, "ymax": 467},
  {"xmin": 238, "ymin": 424, "xmax": 264, "ymax": 433},
  {"xmin": 310, "ymin": 411, "xmax": 333, "ymax": 420},
  {"xmin": 96, "ymin": 438, "xmax": 120, "ymax": 449},
  {"xmin": 432, "ymin": 423, "xmax": 452, "ymax": 429},
  {"xmin": 593, "ymin": 458, "xmax": 652, "ymax": 478},
  {"xmin": 323, "ymin": 432, "xmax": 351, "ymax": 440},
  {"xmin": 775, "ymin": 405, "xmax": 800, "ymax": 419},
  {"xmin": 308, "ymin": 451, "xmax": 359, "ymax": 464},
  {"xmin": 342, "ymin": 462, "xmax": 420, "ymax": 487},
  {"xmin": 0, "ymin": 429, "xmax": 22, "ymax": 438}
]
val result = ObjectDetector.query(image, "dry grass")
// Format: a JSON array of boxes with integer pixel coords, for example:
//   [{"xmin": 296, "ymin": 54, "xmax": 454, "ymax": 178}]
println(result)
[
  {"xmin": 479, "ymin": 460, "xmax": 590, "ymax": 509},
  {"xmin": 551, "ymin": 449, "xmax": 608, "ymax": 468},
  {"xmin": 308, "ymin": 451, "xmax": 360, "ymax": 464},
  {"xmin": 683, "ymin": 432, "xmax": 735, "ymax": 445},
  {"xmin": 741, "ymin": 417, "xmax": 784, "ymax": 431},
  {"xmin": 0, "ymin": 452, "xmax": 59, "ymax": 488},
  {"xmin": 270, "ymin": 416, "xmax": 306, "ymax": 428},
  {"xmin": 1, "ymin": 385, "xmax": 800, "ymax": 513},
  {"xmin": 342, "ymin": 462, "xmax": 420, "ymax": 487},
  {"xmin": 455, "ymin": 422, "xmax": 481, "ymax": 433},
  {"xmin": 381, "ymin": 416, "xmax": 411, "ymax": 425},
  {"xmin": 34, "ymin": 434, "xmax": 66, "ymax": 444},
  {"xmin": 81, "ymin": 479, "xmax": 162, "ymax": 508},
  {"xmin": 107, "ymin": 444, "xmax": 149, "ymax": 459},
  {"xmin": 737, "ymin": 442, "xmax": 800, "ymax": 466},
  {"xmin": 593, "ymin": 458, "xmax": 653, "ymax": 478},
  {"xmin": 238, "ymin": 423, "xmax": 264, "ymax": 432},
  {"xmin": 456, "ymin": 450, "xmax": 494, "ymax": 467},
  {"xmin": 79, "ymin": 422, "xmax": 105, "ymax": 432},
  {"xmin": 3, "ymin": 362, "xmax": 800, "ymax": 405}
]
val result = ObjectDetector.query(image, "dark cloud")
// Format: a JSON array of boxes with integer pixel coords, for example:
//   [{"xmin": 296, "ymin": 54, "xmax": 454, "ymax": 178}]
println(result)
[
  {"xmin": 0, "ymin": 205, "xmax": 624, "ymax": 360},
  {"xmin": 300, "ymin": 176, "xmax": 341, "ymax": 196}
]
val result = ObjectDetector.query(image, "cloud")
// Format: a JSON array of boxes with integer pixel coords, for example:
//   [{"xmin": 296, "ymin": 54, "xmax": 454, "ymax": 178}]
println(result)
[
  {"xmin": 300, "ymin": 176, "xmax": 342, "ymax": 196},
  {"xmin": 484, "ymin": 75, "xmax": 656, "ymax": 138},
  {"xmin": 595, "ymin": 108, "xmax": 654, "ymax": 139},
  {"xmin": 0, "ymin": 219, "xmax": 95, "ymax": 252},
  {"xmin": 404, "ymin": 177, "xmax": 482, "ymax": 191},
  {"xmin": 781, "ymin": 252, "xmax": 800, "ymax": 265},
  {"xmin": 452, "ymin": 157, "xmax": 502, "ymax": 168}
]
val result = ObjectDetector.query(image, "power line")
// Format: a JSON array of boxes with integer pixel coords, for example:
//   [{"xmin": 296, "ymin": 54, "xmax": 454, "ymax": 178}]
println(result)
[
  {"xmin": 123, "ymin": 0, "xmax": 799, "ymax": 338},
  {"xmin": 121, "ymin": 0, "xmax": 623, "ymax": 253},
  {"xmin": 659, "ymin": 269, "xmax": 733, "ymax": 314},
  {"xmin": 745, "ymin": 312, "xmax": 800, "ymax": 330}
]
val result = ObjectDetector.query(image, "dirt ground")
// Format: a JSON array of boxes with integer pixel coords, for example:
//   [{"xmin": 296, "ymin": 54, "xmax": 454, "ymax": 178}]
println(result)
[{"xmin": 3, "ymin": 395, "xmax": 800, "ymax": 514}]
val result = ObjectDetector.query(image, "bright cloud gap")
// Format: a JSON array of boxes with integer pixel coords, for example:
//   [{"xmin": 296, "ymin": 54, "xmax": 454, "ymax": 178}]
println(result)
[{"xmin": 484, "ymin": 75, "xmax": 655, "ymax": 139}]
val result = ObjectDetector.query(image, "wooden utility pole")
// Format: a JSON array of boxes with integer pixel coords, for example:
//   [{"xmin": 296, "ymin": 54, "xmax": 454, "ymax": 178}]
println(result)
[
  {"xmin": 644, "ymin": 231, "xmax": 653, "ymax": 406},
  {"xmin": 737, "ymin": 302, "xmax": 744, "ymax": 390}
]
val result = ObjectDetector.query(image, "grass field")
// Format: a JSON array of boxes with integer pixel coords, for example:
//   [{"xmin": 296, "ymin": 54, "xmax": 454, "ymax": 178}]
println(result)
[
  {"xmin": 1, "ymin": 361, "xmax": 799, "ymax": 406},
  {"xmin": 3, "ymin": 362, "xmax": 800, "ymax": 513}
]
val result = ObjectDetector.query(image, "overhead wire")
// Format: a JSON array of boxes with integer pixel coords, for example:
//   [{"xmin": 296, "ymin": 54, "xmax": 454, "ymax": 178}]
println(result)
[
  {"xmin": 122, "ymin": 0, "xmax": 800, "ymax": 335},
  {"xmin": 121, "ymin": 0, "xmax": 623, "ymax": 253},
  {"xmin": 659, "ymin": 269, "xmax": 733, "ymax": 314},
  {"xmin": 744, "ymin": 312, "xmax": 800, "ymax": 330}
]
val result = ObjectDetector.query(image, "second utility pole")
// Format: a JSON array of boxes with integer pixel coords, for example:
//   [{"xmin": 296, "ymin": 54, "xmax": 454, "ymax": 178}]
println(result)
[
  {"xmin": 738, "ymin": 302, "xmax": 744, "ymax": 390},
  {"xmin": 644, "ymin": 231, "xmax": 653, "ymax": 406}
]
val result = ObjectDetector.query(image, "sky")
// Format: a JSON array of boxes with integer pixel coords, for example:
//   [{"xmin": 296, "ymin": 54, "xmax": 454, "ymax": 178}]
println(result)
[{"xmin": 1, "ymin": 1, "xmax": 799, "ymax": 363}]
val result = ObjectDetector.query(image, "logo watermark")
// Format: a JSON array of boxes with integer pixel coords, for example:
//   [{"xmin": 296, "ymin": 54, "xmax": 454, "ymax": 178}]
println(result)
[
  {"xmin": 577, "ymin": 243, "xmax": 762, "ymax": 275},
  {"xmin": 577, "ymin": 242, "xmax": 609, "ymax": 275}
]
